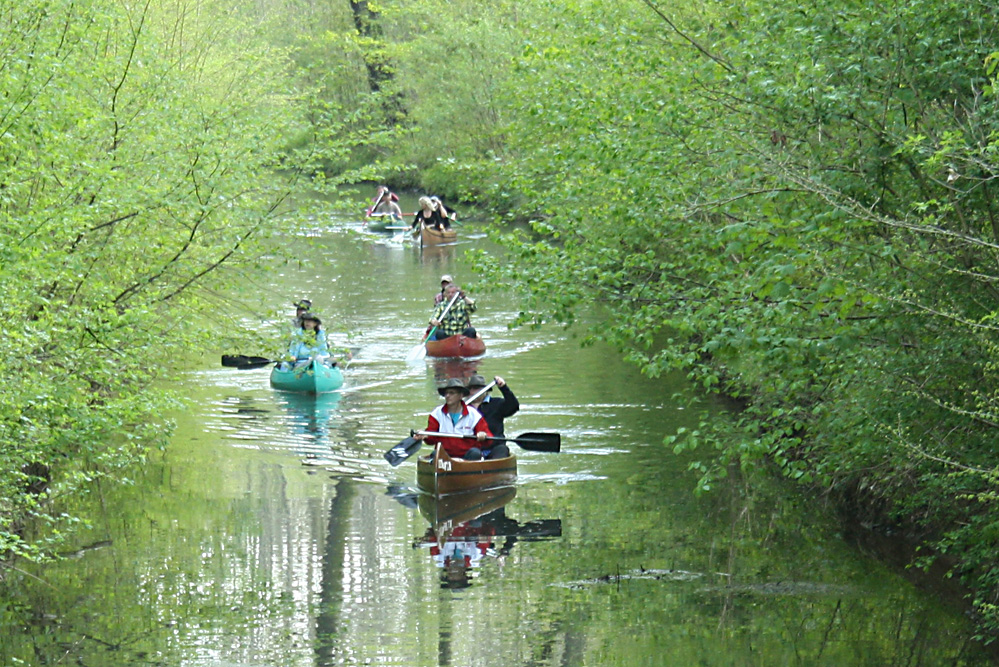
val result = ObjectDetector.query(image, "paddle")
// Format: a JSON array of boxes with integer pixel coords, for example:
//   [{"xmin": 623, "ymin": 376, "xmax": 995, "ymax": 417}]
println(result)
[
  {"xmin": 222, "ymin": 354, "xmax": 277, "ymax": 369},
  {"xmin": 406, "ymin": 290, "xmax": 461, "ymax": 361},
  {"xmin": 384, "ymin": 436, "xmax": 424, "ymax": 467},
  {"xmin": 416, "ymin": 430, "xmax": 561, "ymax": 453},
  {"xmin": 365, "ymin": 190, "xmax": 384, "ymax": 217},
  {"xmin": 466, "ymin": 380, "xmax": 496, "ymax": 403},
  {"xmin": 222, "ymin": 354, "xmax": 349, "ymax": 371}
]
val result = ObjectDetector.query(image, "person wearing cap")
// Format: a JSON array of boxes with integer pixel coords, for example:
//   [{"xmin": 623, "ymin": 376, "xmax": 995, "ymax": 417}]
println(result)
[
  {"xmin": 416, "ymin": 378, "xmax": 495, "ymax": 460},
  {"xmin": 429, "ymin": 283, "xmax": 477, "ymax": 340},
  {"xmin": 291, "ymin": 298, "xmax": 312, "ymax": 329},
  {"xmin": 282, "ymin": 312, "xmax": 330, "ymax": 370},
  {"xmin": 467, "ymin": 375, "xmax": 519, "ymax": 437},
  {"xmin": 434, "ymin": 275, "xmax": 454, "ymax": 305}
]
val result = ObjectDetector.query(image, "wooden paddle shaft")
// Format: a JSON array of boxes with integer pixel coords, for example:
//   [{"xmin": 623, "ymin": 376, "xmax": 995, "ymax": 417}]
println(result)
[{"xmin": 465, "ymin": 380, "xmax": 497, "ymax": 405}]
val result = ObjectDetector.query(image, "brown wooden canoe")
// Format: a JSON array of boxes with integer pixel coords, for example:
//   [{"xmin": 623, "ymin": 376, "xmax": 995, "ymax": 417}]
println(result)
[
  {"xmin": 425, "ymin": 333, "xmax": 486, "ymax": 358},
  {"xmin": 419, "ymin": 224, "xmax": 457, "ymax": 245},
  {"xmin": 417, "ymin": 442, "xmax": 517, "ymax": 496}
]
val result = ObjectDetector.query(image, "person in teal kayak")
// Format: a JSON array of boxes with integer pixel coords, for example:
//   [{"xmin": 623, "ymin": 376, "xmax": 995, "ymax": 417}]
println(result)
[
  {"xmin": 281, "ymin": 312, "xmax": 330, "ymax": 370},
  {"xmin": 291, "ymin": 298, "xmax": 311, "ymax": 329}
]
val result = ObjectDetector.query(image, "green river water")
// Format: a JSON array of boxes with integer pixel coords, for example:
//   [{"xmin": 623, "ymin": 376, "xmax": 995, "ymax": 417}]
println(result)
[{"xmin": 0, "ymin": 195, "xmax": 993, "ymax": 666}]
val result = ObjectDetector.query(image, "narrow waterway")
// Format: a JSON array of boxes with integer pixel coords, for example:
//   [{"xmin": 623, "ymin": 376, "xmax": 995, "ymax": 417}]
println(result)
[{"xmin": 1, "ymin": 195, "xmax": 993, "ymax": 666}]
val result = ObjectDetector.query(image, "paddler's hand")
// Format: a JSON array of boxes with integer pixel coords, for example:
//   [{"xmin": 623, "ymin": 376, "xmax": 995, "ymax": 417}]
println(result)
[
  {"xmin": 430, "ymin": 318, "xmax": 441, "ymax": 326},
  {"xmin": 494, "ymin": 376, "xmax": 506, "ymax": 388},
  {"xmin": 476, "ymin": 432, "xmax": 487, "ymax": 441}
]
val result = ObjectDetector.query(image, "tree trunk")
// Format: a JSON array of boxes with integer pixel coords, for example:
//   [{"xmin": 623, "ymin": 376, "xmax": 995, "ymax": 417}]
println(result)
[{"xmin": 348, "ymin": 1, "xmax": 405, "ymax": 124}]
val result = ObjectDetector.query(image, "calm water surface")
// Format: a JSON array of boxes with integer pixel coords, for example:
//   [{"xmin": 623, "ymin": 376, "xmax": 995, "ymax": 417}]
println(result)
[{"xmin": 1, "ymin": 198, "xmax": 993, "ymax": 666}]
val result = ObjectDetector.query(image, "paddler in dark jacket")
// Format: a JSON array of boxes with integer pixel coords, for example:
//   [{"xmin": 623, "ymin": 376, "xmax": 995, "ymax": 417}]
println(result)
[{"xmin": 466, "ymin": 374, "xmax": 519, "ymax": 437}]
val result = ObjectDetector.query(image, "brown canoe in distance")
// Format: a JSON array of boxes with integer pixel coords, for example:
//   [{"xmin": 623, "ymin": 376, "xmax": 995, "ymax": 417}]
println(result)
[
  {"xmin": 425, "ymin": 333, "xmax": 486, "ymax": 358},
  {"xmin": 417, "ymin": 442, "xmax": 517, "ymax": 496}
]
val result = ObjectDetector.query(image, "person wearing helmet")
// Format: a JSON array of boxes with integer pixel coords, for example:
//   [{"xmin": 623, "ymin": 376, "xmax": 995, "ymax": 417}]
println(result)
[{"xmin": 416, "ymin": 378, "xmax": 494, "ymax": 459}]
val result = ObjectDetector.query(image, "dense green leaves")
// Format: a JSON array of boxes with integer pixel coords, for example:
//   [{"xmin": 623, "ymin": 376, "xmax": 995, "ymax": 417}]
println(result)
[
  {"xmin": 0, "ymin": 0, "xmax": 369, "ymax": 562},
  {"xmin": 345, "ymin": 0, "xmax": 999, "ymax": 637}
]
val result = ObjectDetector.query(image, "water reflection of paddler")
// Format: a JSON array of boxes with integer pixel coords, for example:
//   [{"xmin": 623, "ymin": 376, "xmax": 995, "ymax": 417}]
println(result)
[
  {"xmin": 415, "ymin": 488, "xmax": 561, "ymax": 589},
  {"xmin": 416, "ymin": 487, "xmax": 514, "ymax": 590}
]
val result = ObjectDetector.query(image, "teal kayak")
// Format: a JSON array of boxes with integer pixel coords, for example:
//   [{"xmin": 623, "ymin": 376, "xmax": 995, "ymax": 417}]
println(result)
[{"xmin": 269, "ymin": 359, "xmax": 344, "ymax": 394}]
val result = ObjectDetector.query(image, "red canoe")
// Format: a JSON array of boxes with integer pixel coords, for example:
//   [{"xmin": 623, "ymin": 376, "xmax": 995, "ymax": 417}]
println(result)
[{"xmin": 425, "ymin": 334, "xmax": 486, "ymax": 358}]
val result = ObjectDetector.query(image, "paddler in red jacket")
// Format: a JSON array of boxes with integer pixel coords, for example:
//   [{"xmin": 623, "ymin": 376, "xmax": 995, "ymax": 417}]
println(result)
[{"xmin": 418, "ymin": 378, "xmax": 499, "ymax": 460}]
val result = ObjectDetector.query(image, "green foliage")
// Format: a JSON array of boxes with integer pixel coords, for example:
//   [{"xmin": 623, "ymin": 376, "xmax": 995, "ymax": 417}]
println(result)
[
  {"xmin": 0, "ymin": 0, "xmax": 369, "ymax": 561},
  {"xmin": 402, "ymin": 0, "xmax": 999, "ymax": 638}
]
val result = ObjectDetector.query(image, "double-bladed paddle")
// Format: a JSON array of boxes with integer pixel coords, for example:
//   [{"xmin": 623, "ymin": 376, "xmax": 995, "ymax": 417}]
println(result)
[
  {"xmin": 406, "ymin": 290, "xmax": 462, "ymax": 361},
  {"xmin": 384, "ymin": 427, "xmax": 560, "ymax": 467},
  {"xmin": 415, "ymin": 430, "xmax": 561, "ymax": 452}
]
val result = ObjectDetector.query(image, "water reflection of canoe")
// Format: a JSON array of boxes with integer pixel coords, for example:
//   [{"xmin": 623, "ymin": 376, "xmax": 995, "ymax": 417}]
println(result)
[
  {"xmin": 418, "ymin": 485, "xmax": 516, "ymax": 533},
  {"xmin": 419, "ymin": 224, "xmax": 457, "ymax": 245},
  {"xmin": 281, "ymin": 391, "xmax": 342, "ymax": 442},
  {"xmin": 269, "ymin": 359, "xmax": 344, "ymax": 394},
  {"xmin": 417, "ymin": 442, "xmax": 517, "ymax": 496},
  {"xmin": 425, "ymin": 334, "xmax": 486, "ymax": 358}
]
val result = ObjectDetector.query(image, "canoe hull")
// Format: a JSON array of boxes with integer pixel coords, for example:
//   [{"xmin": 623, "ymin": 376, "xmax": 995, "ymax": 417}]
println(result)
[
  {"xmin": 365, "ymin": 215, "xmax": 403, "ymax": 232},
  {"xmin": 425, "ymin": 334, "xmax": 486, "ymax": 358},
  {"xmin": 417, "ymin": 443, "xmax": 517, "ymax": 496},
  {"xmin": 269, "ymin": 360, "xmax": 344, "ymax": 394},
  {"xmin": 420, "ymin": 225, "xmax": 457, "ymax": 245}
]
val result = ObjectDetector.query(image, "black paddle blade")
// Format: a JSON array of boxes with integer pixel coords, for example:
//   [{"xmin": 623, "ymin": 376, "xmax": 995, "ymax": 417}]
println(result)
[
  {"xmin": 384, "ymin": 437, "xmax": 422, "ymax": 467},
  {"xmin": 511, "ymin": 432, "xmax": 561, "ymax": 453},
  {"xmin": 221, "ymin": 355, "xmax": 275, "ymax": 370}
]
